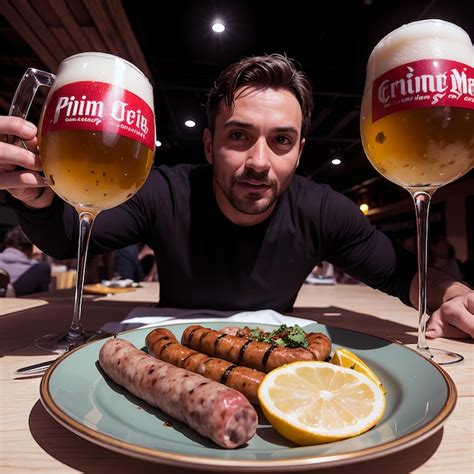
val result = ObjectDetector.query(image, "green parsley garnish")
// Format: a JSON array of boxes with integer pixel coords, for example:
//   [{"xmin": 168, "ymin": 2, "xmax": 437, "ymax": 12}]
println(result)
[{"xmin": 251, "ymin": 324, "xmax": 308, "ymax": 348}]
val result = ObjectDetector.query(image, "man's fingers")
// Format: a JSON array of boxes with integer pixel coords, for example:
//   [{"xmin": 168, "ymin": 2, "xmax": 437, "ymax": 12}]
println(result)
[
  {"xmin": 7, "ymin": 185, "xmax": 54, "ymax": 209},
  {"xmin": 0, "ymin": 170, "xmax": 47, "ymax": 189},
  {"xmin": 426, "ymin": 302, "xmax": 473, "ymax": 339},
  {"xmin": 7, "ymin": 187, "xmax": 44, "ymax": 202},
  {"xmin": 0, "ymin": 142, "xmax": 42, "ymax": 171},
  {"xmin": 0, "ymin": 116, "xmax": 37, "ymax": 140},
  {"xmin": 426, "ymin": 321, "xmax": 467, "ymax": 339},
  {"xmin": 12, "ymin": 136, "xmax": 39, "ymax": 153}
]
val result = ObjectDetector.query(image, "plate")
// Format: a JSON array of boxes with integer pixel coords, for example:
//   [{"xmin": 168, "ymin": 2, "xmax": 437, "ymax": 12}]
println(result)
[
  {"xmin": 40, "ymin": 322, "xmax": 456, "ymax": 471},
  {"xmin": 83, "ymin": 283, "xmax": 136, "ymax": 295}
]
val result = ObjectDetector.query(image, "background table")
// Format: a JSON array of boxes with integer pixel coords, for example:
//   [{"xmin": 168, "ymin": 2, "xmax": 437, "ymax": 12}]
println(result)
[{"xmin": 0, "ymin": 282, "xmax": 472, "ymax": 473}]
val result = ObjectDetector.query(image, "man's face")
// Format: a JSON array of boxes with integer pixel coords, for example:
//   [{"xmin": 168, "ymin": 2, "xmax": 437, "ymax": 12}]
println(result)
[{"xmin": 204, "ymin": 87, "xmax": 305, "ymax": 225}]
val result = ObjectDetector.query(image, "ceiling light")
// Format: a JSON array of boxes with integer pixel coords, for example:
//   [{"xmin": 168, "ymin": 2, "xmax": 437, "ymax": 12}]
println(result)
[
  {"xmin": 360, "ymin": 203, "xmax": 369, "ymax": 215},
  {"xmin": 331, "ymin": 158, "xmax": 342, "ymax": 165},
  {"xmin": 155, "ymin": 140, "xmax": 162, "ymax": 147},
  {"xmin": 212, "ymin": 21, "xmax": 225, "ymax": 33},
  {"xmin": 184, "ymin": 120, "xmax": 196, "ymax": 128}
]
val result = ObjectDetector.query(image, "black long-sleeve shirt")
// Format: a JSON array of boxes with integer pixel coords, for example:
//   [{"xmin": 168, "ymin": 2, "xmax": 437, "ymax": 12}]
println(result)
[{"xmin": 8, "ymin": 164, "xmax": 417, "ymax": 311}]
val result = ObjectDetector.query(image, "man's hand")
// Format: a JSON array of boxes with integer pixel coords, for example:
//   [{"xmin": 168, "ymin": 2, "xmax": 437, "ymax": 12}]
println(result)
[
  {"xmin": 426, "ymin": 292, "xmax": 474, "ymax": 338},
  {"xmin": 410, "ymin": 269, "xmax": 473, "ymax": 339},
  {"xmin": 0, "ymin": 116, "xmax": 54, "ymax": 208}
]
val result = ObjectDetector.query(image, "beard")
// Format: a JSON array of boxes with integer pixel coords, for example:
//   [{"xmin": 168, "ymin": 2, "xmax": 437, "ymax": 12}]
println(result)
[{"xmin": 216, "ymin": 167, "xmax": 279, "ymax": 215}]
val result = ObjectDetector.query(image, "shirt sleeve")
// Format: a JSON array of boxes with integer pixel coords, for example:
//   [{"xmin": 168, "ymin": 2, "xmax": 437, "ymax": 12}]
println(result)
[
  {"xmin": 6, "ymin": 168, "xmax": 164, "ymax": 260},
  {"xmin": 319, "ymin": 187, "xmax": 417, "ymax": 307}
]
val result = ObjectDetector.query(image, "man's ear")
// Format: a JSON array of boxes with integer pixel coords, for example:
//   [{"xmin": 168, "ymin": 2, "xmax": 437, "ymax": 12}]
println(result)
[
  {"xmin": 296, "ymin": 138, "xmax": 306, "ymax": 167},
  {"xmin": 203, "ymin": 128, "xmax": 213, "ymax": 164}
]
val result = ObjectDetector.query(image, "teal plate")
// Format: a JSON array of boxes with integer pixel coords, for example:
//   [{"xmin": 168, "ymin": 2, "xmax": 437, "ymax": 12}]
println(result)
[{"xmin": 40, "ymin": 322, "xmax": 457, "ymax": 471}]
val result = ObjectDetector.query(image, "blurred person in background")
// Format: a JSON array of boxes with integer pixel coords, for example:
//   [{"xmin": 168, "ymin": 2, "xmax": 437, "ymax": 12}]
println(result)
[
  {"xmin": 113, "ymin": 244, "xmax": 158, "ymax": 282},
  {"xmin": 0, "ymin": 225, "xmax": 51, "ymax": 296}
]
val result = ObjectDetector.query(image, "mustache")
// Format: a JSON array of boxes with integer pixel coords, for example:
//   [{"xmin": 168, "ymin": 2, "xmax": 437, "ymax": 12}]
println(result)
[{"xmin": 237, "ymin": 168, "xmax": 270, "ymax": 184}]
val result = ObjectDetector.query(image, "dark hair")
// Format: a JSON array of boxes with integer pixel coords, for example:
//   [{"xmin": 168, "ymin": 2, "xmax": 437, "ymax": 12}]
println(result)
[
  {"xmin": 3, "ymin": 226, "xmax": 33, "ymax": 254},
  {"xmin": 207, "ymin": 54, "xmax": 313, "ymax": 137}
]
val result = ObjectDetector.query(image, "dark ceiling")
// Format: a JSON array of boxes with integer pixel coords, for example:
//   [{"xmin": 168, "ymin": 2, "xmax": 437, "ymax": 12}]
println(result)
[{"xmin": 1, "ymin": 0, "xmax": 473, "ymax": 211}]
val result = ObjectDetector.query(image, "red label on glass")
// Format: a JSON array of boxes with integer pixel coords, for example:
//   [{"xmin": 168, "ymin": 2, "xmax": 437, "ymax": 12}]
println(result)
[
  {"xmin": 372, "ymin": 59, "xmax": 474, "ymax": 122},
  {"xmin": 42, "ymin": 81, "xmax": 155, "ymax": 149}
]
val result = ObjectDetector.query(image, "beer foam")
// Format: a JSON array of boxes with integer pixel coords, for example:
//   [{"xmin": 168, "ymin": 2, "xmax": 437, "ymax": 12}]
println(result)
[
  {"xmin": 52, "ymin": 52, "xmax": 154, "ymax": 110},
  {"xmin": 367, "ymin": 20, "xmax": 473, "ymax": 79}
]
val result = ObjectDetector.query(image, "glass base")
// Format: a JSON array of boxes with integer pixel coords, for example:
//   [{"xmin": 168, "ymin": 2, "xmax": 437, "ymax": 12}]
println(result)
[
  {"xmin": 34, "ymin": 330, "xmax": 100, "ymax": 354},
  {"xmin": 407, "ymin": 344, "xmax": 464, "ymax": 365}
]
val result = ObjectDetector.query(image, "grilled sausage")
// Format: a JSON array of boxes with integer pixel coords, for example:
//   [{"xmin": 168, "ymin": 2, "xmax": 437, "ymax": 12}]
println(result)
[
  {"xmin": 146, "ymin": 327, "xmax": 264, "ymax": 404},
  {"xmin": 219, "ymin": 326, "xmax": 332, "ymax": 361},
  {"xmin": 99, "ymin": 337, "xmax": 258, "ymax": 448},
  {"xmin": 182, "ymin": 325, "xmax": 332, "ymax": 372},
  {"xmin": 306, "ymin": 332, "xmax": 333, "ymax": 360}
]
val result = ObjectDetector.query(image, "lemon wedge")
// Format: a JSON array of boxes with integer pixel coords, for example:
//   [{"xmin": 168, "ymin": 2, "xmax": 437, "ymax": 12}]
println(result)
[
  {"xmin": 257, "ymin": 361, "xmax": 386, "ymax": 445},
  {"xmin": 331, "ymin": 348, "xmax": 386, "ymax": 394}
]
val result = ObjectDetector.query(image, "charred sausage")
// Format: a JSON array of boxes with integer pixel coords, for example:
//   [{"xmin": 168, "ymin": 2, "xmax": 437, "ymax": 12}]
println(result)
[
  {"xmin": 99, "ymin": 337, "xmax": 258, "ymax": 448},
  {"xmin": 219, "ymin": 326, "xmax": 332, "ymax": 361},
  {"xmin": 146, "ymin": 327, "xmax": 264, "ymax": 404},
  {"xmin": 181, "ymin": 325, "xmax": 332, "ymax": 372}
]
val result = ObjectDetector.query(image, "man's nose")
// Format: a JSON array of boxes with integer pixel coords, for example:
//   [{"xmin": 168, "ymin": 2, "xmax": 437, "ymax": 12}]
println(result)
[{"xmin": 246, "ymin": 138, "xmax": 271, "ymax": 172}]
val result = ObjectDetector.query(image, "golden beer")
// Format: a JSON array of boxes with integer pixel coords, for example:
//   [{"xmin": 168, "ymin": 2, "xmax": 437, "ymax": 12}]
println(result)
[
  {"xmin": 361, "ymin": 105, "xmax": 473, "ymax": 189},
  {"xmin": 39, "ymin": 129, "xmax": 153, "ymax": 209}
]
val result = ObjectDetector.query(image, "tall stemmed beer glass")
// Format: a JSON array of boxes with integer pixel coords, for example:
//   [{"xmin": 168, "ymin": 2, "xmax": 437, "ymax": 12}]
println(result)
[
  {"xmin": 10, "ymin": 53, "xmax": 155, "ymax": 353},
  {"xmin": 361, "ymin": 20, "xmax": 473, "ymax": 364}
]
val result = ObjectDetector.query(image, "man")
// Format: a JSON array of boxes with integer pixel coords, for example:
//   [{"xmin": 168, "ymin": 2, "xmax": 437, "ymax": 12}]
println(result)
[{"xmin": 0, "ymin": 54, "xmax": 472, "ymax": 338}]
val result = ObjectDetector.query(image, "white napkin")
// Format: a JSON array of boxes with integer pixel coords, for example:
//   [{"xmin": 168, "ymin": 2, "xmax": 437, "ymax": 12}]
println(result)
[{"xmin": 100, "ymin": 307, "xmax": 316, "ymax": 334}]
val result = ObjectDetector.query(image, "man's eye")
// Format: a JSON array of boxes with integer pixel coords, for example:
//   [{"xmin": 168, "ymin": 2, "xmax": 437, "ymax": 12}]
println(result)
[
  {"xmin": 275, "ymin": 135, "xmax": 291, "ymax": 145},
  {"xmin": 230, "ymin": 131, "xmax": 245, "ymax": 140}
]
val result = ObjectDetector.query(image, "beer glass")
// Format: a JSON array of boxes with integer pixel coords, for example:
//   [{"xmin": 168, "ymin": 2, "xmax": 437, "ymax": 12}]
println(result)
[
  {"xmin": 361, "ymin": 20, "xmax": 473, "ymax": 364},
  {"xmin": 9, "ymin": 52, "xmax": 155, "ymax": 353}
]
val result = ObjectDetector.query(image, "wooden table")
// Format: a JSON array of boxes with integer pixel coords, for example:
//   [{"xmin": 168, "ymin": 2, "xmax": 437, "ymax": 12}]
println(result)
[{"xmin": 0, "ymin": 282, "xmax": 472, "ymax": 473}]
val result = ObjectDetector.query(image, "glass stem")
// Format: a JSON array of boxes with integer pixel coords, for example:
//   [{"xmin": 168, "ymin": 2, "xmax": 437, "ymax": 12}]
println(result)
[
  {"xmin": 65, "ymin": 210, "xmax": 96, "ymax": 342},
  {"xmin": 412, "ymin": 191, "xmax": 433, "ymax": 358}
]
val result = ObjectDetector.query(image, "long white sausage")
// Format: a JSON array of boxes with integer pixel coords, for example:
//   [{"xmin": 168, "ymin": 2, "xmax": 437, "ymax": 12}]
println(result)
[{"xmin": 99, "ymin": 337, "xmax": 258, "ymax": 448}]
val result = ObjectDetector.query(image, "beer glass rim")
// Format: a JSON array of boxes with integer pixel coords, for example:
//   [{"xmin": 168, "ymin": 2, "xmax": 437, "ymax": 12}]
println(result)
[
  {"xmin": 371, "ymin": 18, "xmax": 470, "ymax": 52},
  {"xmin": 60, "ymin": 51, "xmax": 151, "ymax": 84}
]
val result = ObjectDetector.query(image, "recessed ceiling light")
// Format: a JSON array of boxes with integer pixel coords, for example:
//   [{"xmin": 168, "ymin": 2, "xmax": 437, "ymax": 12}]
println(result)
[
  {"xmin": 212, "ymin": 21, "xmax": 225, "ymax": 33},
  {"xmin": 155, "ymin": 140, "xmax": 162, "ymax": 147},
  {"xmin": 185, "ymin": 120, "xmax": 196, "ymax": 128},
  {"xmin": 331, "ymin": 158, "xmax": 342, "ymax": 165},
  {"xmin": 359, "ymin": 203, "xmax": 369, "ymax": 215}
]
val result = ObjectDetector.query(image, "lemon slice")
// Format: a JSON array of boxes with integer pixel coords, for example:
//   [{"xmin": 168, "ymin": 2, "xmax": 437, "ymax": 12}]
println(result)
[
  {"xmin": 331, "ymin": 348, "xmax": 386, "ymax": 394},
  {"xmin": 257, "ymin": 361, "xmax": 386, "ymax": 445}
]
